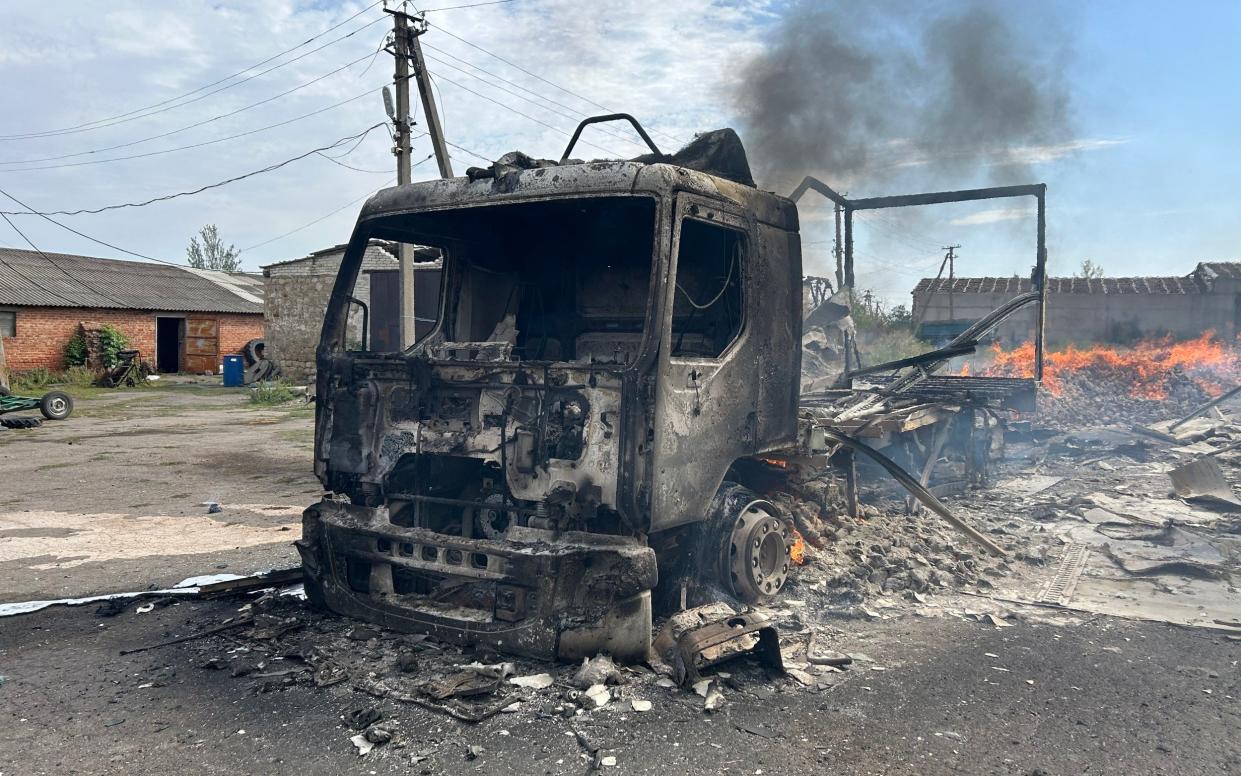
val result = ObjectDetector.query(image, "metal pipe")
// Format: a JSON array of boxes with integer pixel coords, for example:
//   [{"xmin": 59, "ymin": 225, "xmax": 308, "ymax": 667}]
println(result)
[
  {"xmin": 844, "ymin": 206, "xmax": 854, "ymax": 289},
  {"xmin": 1035, "ymin": 190, "xmax": 1048, "ymax": 381},
  {"xmin": 848, "ymin": 184, "xmax": 1045, "ymax": 210},
  {"xmin": 1169, "ymin": 382, "xmax": 1241, "ymax": 431},
  {"xmin": 386, "ymin": 493, "xmax": 541, "ymax": 517},
  {"xmin": 818, "ymin": 428, "xmax": 1006, "ymax": 557}
]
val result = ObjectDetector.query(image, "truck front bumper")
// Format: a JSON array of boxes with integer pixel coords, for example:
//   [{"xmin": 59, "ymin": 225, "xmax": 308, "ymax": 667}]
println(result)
[{"xmin": 297, "ymin": 500, "xmax": 657, "ymax": 662}]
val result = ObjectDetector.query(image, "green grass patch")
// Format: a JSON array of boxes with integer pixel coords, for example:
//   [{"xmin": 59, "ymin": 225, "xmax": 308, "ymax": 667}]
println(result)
[
  {"xmin": 249, "ymin": 381, "xmax": 300, "ymax": 406},
  {"xmin": 10, "ymin": 366, "xmax": 99, "ymax": 393}
]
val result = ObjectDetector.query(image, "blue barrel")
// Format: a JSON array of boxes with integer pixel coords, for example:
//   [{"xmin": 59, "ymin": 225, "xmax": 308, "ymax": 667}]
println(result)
[{"xmin": 222, "ymin": 355, "xmax": 245, "ymax": 387}]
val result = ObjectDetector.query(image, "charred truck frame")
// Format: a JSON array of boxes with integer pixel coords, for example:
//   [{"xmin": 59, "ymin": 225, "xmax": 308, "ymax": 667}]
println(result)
[{"xmin": 299, "ymin": 116, "xmax": 1045, "ymax": 662}]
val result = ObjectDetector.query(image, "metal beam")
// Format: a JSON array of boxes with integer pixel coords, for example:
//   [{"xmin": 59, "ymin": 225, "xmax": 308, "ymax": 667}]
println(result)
[{"xmin": 847, "ymin": 183, "xmax": 1046, "ymax": 211}]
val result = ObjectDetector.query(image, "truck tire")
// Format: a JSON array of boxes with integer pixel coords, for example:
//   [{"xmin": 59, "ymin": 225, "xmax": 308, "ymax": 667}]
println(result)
[
  {"xmin": 40, "ymin": 391, "xmax": 73, "ymax": 420},
  {"xmin": 1, "ymin": 416, "xmax": 42, "ymax": 429}
]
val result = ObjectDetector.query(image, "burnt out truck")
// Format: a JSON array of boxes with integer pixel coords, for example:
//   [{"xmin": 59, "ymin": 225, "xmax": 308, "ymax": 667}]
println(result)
[{"xmin": 298, "ymin": 116, "xmax": 1042, "ymax": 662}]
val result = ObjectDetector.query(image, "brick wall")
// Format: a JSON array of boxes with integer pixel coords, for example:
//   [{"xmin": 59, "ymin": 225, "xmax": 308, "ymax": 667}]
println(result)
[
  {"xmin": 1, "ymin": 306, "xmax": 264, "ymax": 373},
  {"xmin": 218, "ymin": 313, "xmax": 266, "ymax": 360}
]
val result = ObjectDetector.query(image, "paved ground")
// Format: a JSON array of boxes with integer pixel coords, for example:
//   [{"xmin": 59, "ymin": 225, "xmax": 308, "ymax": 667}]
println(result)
[
  {"xmin": 0, "ymin": 381, "xmax": 316, "ymax": 603},
  {"xmin": 2, "ymin": 382, "xmax": 1240, "ymax": 775},
  {"xmin": 1, "ymin": 597, "xmax": 1237, "ymax": 775}
]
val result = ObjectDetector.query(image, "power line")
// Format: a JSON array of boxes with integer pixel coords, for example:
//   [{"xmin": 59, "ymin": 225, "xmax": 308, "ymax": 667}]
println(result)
[
  {"xmin": 0, "ymin": 47, "xmax": 384, "ymax": 167},
  {"xmin": 420, "ymin": 49, "xmax": 648, "ymax": 152},
  {"xmin": 421, "ymin": 41, "xmax": 646, "ymax": 150},
  {"xmin": 1, "ymin": 87, "xmax": 385, "ymax": 173},
  {"xmin": 1, "ymin": 125, "xmax": 389, "ymax": 217},
  {"xmin": 0, "ymin": 218, "xmax": 101, "ymax": 306},
  {"xmin": 0, "ymin": 14, "xmax": 388, "ymax": 142},
  {"xmin": 443, "ymin": 138, "xmax": 493, "ymax": 164},
  {"xmin": 430, "ymin": 71, "xmax": 622, "ymax": 158},
  {"xmin": 239, "ymin": 159, "xmax": 431, "ymax": 254},
  {"xmin": 0, "ymin": 1, "xmax": 385, "ymax": 141},
  {"xmin": 419, "ymin": 0, "xmax": 515, "ymax": 11},
  {"xmin": 316, "ymin": 152, "xmax": 394, "ymax": 174},
  {"xmin": 427, "ymin": 21, "xmax": 686, "ymax": 148},
  {"xmin": 0, "ymin": 185, "xmax": 178, "ymax": 267}
]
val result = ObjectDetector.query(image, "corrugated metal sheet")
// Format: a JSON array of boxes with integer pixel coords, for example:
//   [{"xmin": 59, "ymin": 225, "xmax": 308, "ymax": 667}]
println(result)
[
  {"xmin": 0, "ymin": 248, "xmax": 263, "ymax": 313},
  {"xmin": 1197, "ymin": 261, "xmax": 1241, "ymax": 280},
  {"xmin": 913, "ymin": 275, "xmax": 1201, "ymax": 296}
]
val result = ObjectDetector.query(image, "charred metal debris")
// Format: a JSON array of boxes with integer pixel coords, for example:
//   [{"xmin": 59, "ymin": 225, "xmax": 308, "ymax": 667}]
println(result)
[{"xmin": 297, "ymin": 115, "xmax": 1047, "ymax": 664}]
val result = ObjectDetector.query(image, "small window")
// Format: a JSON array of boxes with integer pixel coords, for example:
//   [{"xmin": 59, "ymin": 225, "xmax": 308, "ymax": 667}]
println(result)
[
  {"xmin": 671, "ymin": 220, "xmax": 743, "ymax": 358},
  {"xmin": 0, "ymin": 311, "xmax": 14, "ymax": 338}
]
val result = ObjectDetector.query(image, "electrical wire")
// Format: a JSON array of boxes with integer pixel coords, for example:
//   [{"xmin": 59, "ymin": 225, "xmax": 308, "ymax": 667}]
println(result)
[
  {"xmin": 1, "ymin": 125, "xmax": 388, "ymax": 216},
  {"xmin": 429, "ymin": 71, "xmax": 622, "ymax": 158},
  {"xmin": 0, "ymin": 14, "xmax": 388, "ymax": 142},
  {"xmin": 0, "ymin": 47, "xmax": 384, "ymax": 166},
  {"xmin": 421, "ymin": 41, "xmax": 647, "ymax": 150},
  {"xmin": 420, "ymin": 50, "xmax": 648, "ymax": 152},
  {"xmin": 0, "ymin": 219, "xmax": 105, "ymax": 306},
  {"xmin": 418, "ymin": 0, "xmax": 514, "ymax": 11},
  {"xmin": 0, "ymin": 1, "xmax": 385, "ymax": 141},
  {"xmin": 238, "ymin": 155, "xmax": 433, "ymax": 254},
  {"xmin": 316, "ymin": 153, "xmax": 394, "ymax": 174},
  {"xmin": 0, "ymin": 185, "xmax": 175, "ymax": 266},
  {"xmin": 315, "ymin": 128, "xmax": 426, "ymax": 173},
  {"xmin": 443, "ymin": 139, "xmax": 493, "ymax": 164},
  {"xmin": 427, "ymin": 22, "xmax": 687, "ymax": 147},
  {"xmin": 1, "ymin": 88, "xmax": 385, "ymax": 173},
  {"xmin": 676, "ymin": 244, "xmax": 738, "ymax": 310}
]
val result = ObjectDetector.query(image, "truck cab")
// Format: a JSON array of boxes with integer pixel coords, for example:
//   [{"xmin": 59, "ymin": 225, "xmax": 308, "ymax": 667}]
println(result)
[{"xmin": 298, "ymin": 125, "xmax": 803, "ymax": 661}]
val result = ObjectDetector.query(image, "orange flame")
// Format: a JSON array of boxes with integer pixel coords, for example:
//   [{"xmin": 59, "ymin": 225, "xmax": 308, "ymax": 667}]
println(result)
[
  {"xmin": 962, "ymin": 332, "xmax": 1240, "ymax": 400},
  {"xmin": 790, "ymin": 529, "xmax": 807, "ymax": 566}
]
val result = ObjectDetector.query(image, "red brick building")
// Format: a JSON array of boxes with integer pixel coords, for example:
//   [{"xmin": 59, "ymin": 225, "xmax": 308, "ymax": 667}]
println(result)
[{"xmin": 0, "ymin": 248, "xmax": 265, "ymax": 374}]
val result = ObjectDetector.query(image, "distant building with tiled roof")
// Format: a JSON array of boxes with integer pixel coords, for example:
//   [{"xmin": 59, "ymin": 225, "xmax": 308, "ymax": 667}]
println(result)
[
  {"xmin": 0, "ymin": 248, "xmax": 265, "ymax": 373},
  {"xmin": 911, "ymin": 261, "xmax": 1241, "ymax": 346}
]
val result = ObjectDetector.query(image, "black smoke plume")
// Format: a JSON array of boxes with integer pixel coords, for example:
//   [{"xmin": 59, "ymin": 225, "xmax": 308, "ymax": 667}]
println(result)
[{"xmin": 735, "ymin": 1, "xmax": 1074, "ymax": 190}]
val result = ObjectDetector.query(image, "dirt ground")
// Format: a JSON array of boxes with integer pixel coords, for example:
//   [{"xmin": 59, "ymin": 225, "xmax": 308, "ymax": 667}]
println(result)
[
  {"xmin": 2, "ymin": 381, "xmax": 1241, "ymax": 775},
  {"xmin": 0, "ymin": 380, "xmax": 317, "ymax": 603}
]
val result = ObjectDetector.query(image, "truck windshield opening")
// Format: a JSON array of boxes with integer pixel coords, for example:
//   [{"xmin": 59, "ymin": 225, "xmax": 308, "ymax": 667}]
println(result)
[{"xmin": 371, "ymin": 196, "xmax": 657, "ymax": 364}]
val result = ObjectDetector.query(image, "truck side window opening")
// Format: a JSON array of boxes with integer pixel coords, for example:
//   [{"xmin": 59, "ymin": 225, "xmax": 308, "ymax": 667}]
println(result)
[
  {"xmin": 342, "ymin": 240, "xmax": 442, "ymax": 352},
  {"xmin": 671, "ymin": 219, "xmax": 744, "ymax": 358}
]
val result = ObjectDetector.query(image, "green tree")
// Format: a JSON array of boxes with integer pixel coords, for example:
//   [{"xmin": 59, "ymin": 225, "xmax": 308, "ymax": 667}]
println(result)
[
  {"xmin": 1076, "ymin": 259, "xmax": 1104, "ymax": 279},
  {"xmin": 187, "ymin": 224, "xmax": 241, "ymax": 272}
]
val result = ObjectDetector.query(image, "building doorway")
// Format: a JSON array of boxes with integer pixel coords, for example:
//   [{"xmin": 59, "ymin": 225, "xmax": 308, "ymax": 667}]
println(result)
[{"xmin": 156, "ymin": 317, "xmax": 184, "ymax": 373}]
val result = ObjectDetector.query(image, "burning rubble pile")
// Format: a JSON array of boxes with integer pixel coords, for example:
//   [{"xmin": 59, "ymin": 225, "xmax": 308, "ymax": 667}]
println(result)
[
  {"xmin": 965, "ymin": 333, "xmax": 1241, "ymax": 427},
  {"xmin": 771, "ymin": 470, "xmax": 1018, "ymax": 606}
]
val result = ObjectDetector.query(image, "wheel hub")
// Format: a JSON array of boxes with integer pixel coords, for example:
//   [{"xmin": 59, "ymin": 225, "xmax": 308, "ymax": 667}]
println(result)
[
  {"xmin": 726, "ymin": 502, "xmax": 793, "ymax": 602},
  {"xmin": 473, "ymin": 493, "xmax": 512, "ymax": 539}
]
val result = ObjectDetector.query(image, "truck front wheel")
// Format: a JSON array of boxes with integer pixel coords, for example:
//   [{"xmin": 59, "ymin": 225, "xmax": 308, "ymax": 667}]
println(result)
[{"xmin": 718, "ymin": 487, "xmax": 794, "ymax": 603}]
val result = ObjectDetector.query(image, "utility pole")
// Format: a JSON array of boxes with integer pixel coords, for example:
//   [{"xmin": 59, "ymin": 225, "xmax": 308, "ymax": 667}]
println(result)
[
  {"xmin": 387, "ymin": 7, "xmax": 454, "ymax": 347},
  {"xmin": 389, "ymin": 9, "xmax": 417, "ymax": 348},
  {"xmin": 943, "ymin": 244, "xmax": 960, "ymax": 321},
  {"xmin": 408, "ymin": 22, "xmax": 453, "ymax": 178},
  {"xmin": 832, "ymin": 202, "xmax": 843, "ymax": 291}
]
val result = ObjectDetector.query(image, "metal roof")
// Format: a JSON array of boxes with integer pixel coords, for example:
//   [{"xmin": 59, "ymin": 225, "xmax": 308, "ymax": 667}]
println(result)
[
  {"xmin": 0, "ymin": 248, "xmax": 263, "ymax": 314},
  {"xmin": 1196, "ymin": 261, "xmax": 1241, "ymax": 280},
  {"xmin": 912, "ymin": 275, "xmax": 1202, "ymax": 296}
]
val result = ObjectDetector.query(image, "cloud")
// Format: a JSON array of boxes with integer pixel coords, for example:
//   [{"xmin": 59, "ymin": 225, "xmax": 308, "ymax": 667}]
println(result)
[
  {"xmin": 949, "ymin": 207, "xmax": 1035, "ymax": 226},
  {"xmin": 0, "ymin": 0, "xmax": 779, "ymax": 270}
]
